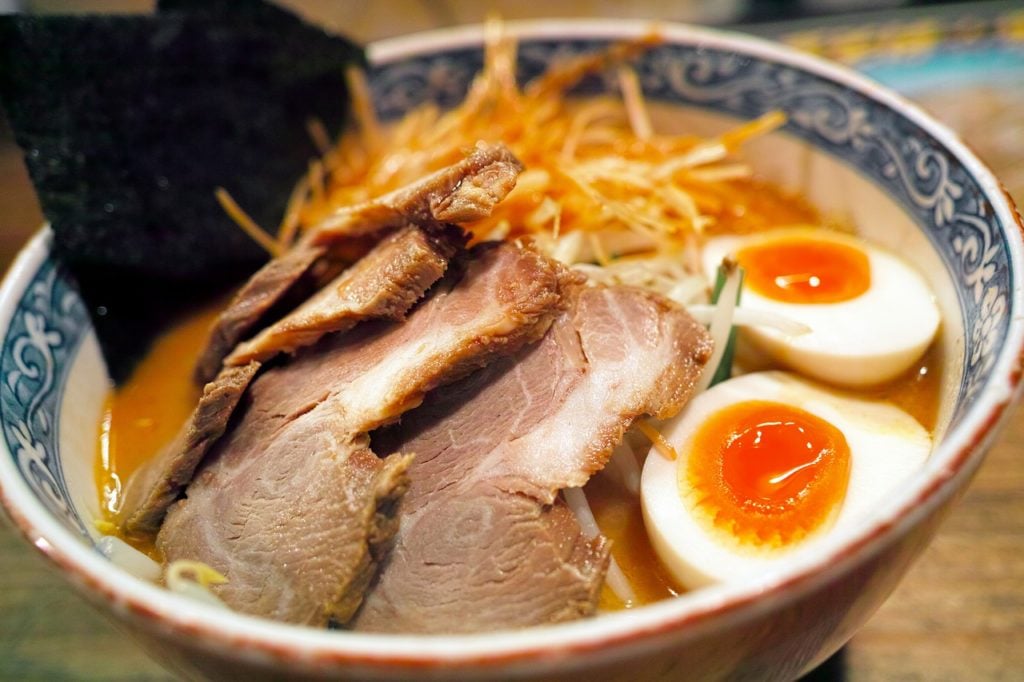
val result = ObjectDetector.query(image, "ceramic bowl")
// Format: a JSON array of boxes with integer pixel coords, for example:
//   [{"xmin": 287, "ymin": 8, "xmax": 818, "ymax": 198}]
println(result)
[{"xmin": 1, "ymin": 19, "xmax": 1022, "ymax": 682}]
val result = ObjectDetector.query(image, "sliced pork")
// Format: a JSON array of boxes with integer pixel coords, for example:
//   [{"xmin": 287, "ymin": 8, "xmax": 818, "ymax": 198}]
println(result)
[
  {"xmin": 193, "ymin": 143, "xmax": 523, "ymax": 384},
  {"xmin": 225, "ymin": 224, "xmax": 463, "ymax": 366},
  {"xmin": 354, "ymin": 286, "xmax": 713, "ymax": 634},
  {"xmin": 122, "ymin": 226, "xmax": 462, "ymax": 540},
  {"xmin": 193, "ymin": 245, "xmax": 323, "ymax": 384},
  {"xmin": 308, "ymin": 142, "xmax": 523, "ymax": 243},
  {"xmin": 157, "ymin": 244, "xmax": 574, "ymax": 626},
  {"xmin": 116, "ymin": 361, "xmax": 260, "ymax": 542}
]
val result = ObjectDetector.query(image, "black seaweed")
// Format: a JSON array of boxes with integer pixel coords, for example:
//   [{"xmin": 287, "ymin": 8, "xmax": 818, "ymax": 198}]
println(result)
[{"xmin": 0, "ymin": 0, "xmax": 363, "ymax": 381}]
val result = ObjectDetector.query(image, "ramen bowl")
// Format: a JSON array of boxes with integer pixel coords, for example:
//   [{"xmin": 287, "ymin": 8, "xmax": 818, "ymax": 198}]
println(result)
[{"xmin": 1, "ymin": 19, "xmax": 1021, "ymax": 682}]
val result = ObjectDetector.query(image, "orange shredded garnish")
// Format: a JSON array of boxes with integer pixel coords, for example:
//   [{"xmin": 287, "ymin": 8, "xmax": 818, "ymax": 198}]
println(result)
[
  {"xmin": 524, "ymin": 30, "xmax": 663, "ymax": 99},
  {"xmin": 214, "ymin": 187, "xmax": 281, "ymax": 256},
  {"xmin": 636, "ymin": 420, "xmax": 678, "ymax": 461},
  {"xmin": 277, "ymin": 176, "xmax": 310, "ymax": 249},
  {"xmin": 306, "ymin": 117, "xmax": 332, "ymax": 156},
  {"xmin": 720, "ymin": 110, "xmax": 788, "ymax": 151},
  {"xmin": 284, "ymin": 22, "xmax": 813, "ymax": 277},
  {"xmin": 308, "ymin": 159, "xmax": 325, "ymax": 205},
  {"xmin": 344, "ymin": 65, "xmax": 381, "ymax": 152},
  {"xmin": 618, "ymin": 66, "xmax": 652, "ymax": 141}
]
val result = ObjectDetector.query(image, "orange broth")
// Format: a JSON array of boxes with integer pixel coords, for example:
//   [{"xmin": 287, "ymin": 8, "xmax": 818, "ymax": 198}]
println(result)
[{"xmin": 95, "ymin": 298, "xmax": 226, "ymax": 519}]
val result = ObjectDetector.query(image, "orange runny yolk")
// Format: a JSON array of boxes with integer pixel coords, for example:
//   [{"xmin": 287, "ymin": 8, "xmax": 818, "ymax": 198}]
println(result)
[
  {"xmin": 735, "ymin": 233, "xmax": 870, "ymax": 304},
  {"xmin": 684, "ymin": 400, "xmax": 851, "ymax": 548}
]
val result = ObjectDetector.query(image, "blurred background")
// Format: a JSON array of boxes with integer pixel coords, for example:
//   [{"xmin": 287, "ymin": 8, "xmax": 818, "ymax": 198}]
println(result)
[{"xmin": 1, "ymin": 1, "xmax": 1022, "ymax": 680}]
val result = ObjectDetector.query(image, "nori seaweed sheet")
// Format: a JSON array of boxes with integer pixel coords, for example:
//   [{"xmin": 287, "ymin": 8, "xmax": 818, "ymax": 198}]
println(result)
[{"xmin": 0, "ymin": 0, "xmax": 364, "ymax": 382}]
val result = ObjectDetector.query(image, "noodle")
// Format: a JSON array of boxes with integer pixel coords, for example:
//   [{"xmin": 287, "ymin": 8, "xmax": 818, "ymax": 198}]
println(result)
[{"xmin": 564, "ymin": 487, "xmax": 638, "ymax": 606}]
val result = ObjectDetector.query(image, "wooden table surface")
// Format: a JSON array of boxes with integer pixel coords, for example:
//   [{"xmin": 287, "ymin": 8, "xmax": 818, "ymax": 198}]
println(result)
[{"xmin": 2, "ymin": 41, "xmax": 1023, "ymax": 682}]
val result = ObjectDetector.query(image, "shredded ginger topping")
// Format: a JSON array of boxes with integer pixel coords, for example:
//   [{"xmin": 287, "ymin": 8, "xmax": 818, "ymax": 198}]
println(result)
[{"xmin": 269, "ymin": 19, "xmax": 817, "ymax": 304}]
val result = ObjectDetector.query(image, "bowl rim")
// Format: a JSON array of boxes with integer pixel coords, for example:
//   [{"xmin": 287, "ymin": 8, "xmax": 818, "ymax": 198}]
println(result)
[{"xmin": 1, "ymin": 17, "xmax": 1022, "ymax": 674}]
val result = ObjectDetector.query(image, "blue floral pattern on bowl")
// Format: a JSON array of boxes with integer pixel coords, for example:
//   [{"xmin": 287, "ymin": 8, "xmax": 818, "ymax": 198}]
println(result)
[
  {"xmin": 2, "ymin": 36, "xmax": 1015, "ymax": 540},
  {"xmin": 1, "ymin": 237, "xmax": 91, "ymax": 536}
]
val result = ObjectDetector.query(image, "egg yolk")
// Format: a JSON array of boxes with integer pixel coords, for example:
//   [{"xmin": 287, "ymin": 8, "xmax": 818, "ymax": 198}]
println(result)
[
  {"xmin": 735, "ymin": 234, "xmax": 870, "ymax": 304},
  {"xmin": 684, "ymin": 400, "xmax": 851, "ymax": 548}
]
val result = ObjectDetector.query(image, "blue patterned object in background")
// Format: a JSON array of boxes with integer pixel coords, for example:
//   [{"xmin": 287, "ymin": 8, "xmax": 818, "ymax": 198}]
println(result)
[
  {"xmin": 768, "ymin": 7, "xmax": 1024, "ymax": 96},
  {"xmin": 859, "ymin": 46, "xmax": 1024, "ymax": 95},
  {"xmin": 2, "ymin": 33, "xmax": 1017, "ymax": 541}
]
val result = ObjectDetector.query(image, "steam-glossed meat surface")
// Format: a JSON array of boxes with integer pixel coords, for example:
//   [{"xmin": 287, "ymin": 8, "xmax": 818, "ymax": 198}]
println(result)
[
  {"xmin": 115, "ymin": 362, "xmax": 260, "ymax": 541},
  {"xmin": 355, "ymin": 286, "xmax": 712, "ymax": 634},
  {"xmin": 193, "ymin": 244, "xmax": 323, "ymax": 384},
  {"xmin": 309, "ymin": 143, "xmax": 523, "ymax": 242},
  {"xmin": 157, "ymin": 243, "xmax": 572, "ymax": 626},
  {"xmin": 225, "ymin": 225, "xmax": 464, "ymax": 366}
]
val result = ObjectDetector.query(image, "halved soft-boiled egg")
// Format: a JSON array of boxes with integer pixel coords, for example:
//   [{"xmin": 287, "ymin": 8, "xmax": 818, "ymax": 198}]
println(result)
[
  {"xmin": 702, "ymin": 228, "xmax": 940, "ymax": 388},
  {"xmin": 641, "ymin": 371, "xmax": 930, "ymax": 589}
]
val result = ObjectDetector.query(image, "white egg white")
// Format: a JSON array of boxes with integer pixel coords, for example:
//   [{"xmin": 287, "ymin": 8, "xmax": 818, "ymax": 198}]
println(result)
[
  {"xmin": 702, "ymin": 229, "xmax": 940, "ymax": 388},
  {"xmin": 641, "ymin": 371, "xmax": 931, "ymax": 590}
]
